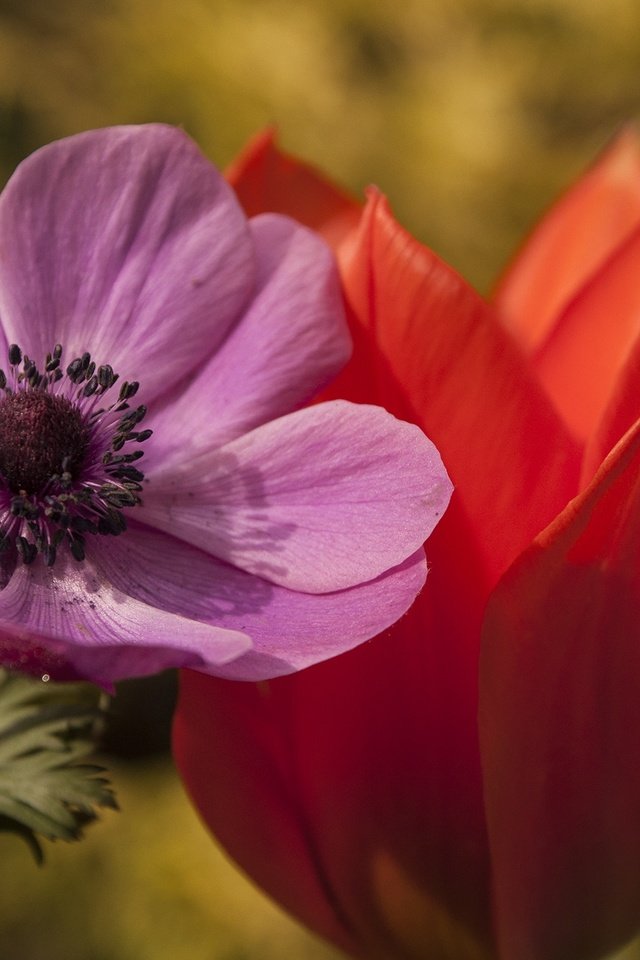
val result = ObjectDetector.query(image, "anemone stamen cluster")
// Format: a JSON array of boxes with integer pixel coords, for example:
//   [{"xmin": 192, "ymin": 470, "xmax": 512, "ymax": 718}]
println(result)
[{"xmin": 0, "ymin": 343, "xmax": 151, "ymax": 566}]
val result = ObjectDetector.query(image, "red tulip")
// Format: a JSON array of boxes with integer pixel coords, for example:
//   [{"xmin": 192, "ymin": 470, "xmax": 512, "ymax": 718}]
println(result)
[{"xmin": 173, "ymin": 127, "xmax": 640, "ymax": 960}]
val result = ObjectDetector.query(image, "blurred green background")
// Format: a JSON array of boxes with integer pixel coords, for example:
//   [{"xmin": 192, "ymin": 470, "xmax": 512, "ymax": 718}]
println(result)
[
  {"xmin": 2, "ymin": 0, "xmax": 640, "ymax": 292},
  {"xmin": 1, "ymin": 0, "xmax": 640, "ymax": 957}
]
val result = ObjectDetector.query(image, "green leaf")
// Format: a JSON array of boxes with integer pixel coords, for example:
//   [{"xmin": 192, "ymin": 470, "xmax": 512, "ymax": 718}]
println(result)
[{"xmin": 0, "ymin": 669, "xmax": 118, "ymax": 862}]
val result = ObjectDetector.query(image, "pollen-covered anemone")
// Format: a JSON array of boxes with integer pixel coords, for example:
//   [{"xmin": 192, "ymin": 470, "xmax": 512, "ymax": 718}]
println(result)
[{"xmin": 0, "ymin": 124, "xmax": 452, "ymax": 687}]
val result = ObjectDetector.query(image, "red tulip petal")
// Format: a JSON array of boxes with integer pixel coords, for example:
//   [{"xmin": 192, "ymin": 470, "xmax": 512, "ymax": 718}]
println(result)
[
  {"xmin": 584, "ymin": 309, "xmax": 640, "ymax": 483},
  {"xmin": 333, "ymin": 188, "xmax": 581, "ymax": 587},
  {"xmin": 492, "ymin": 126, "xmax": 640, "ymax": 354},
  {"xmin": 480, "ymin": 417, "xmax": 640, "ymax": 960},
  {"xmin": 174, "ymin": 186, "xmax": 583, "ymax": 959},
  {"xmin": 174, "ymin": 667, "xmax": 363, "ymax": 957},
  {"xmin": 226, "ymin": 128, "xmax": 361, "ymax": 247},
  {"xmin": 175, "ymin": 550, "xmax": 496, "ymax": 960},
  {"xmin": 532, "ymin": 223, "xmax": 640, "ymax": 445}
]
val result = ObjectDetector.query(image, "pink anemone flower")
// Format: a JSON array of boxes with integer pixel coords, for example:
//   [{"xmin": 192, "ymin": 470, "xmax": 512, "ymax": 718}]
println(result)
[{"xmin": 0, "ymin": 124, "xmax": 452, "ymax": 688}]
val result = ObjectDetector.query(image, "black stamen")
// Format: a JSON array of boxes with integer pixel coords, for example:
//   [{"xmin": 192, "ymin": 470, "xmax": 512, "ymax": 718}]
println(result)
[
  {"xmin": 8, "ymin": 344, "xmax": 21, "ymax": 366},
  {"xmin": 16, "ymin": 536, "xmax": 37, "ymax": 565},
  {"xmin": 96, "ymin": 508, "xmax": 127, "ymax": 535},
  {"xmin": 68, "ymin": 535, "xmax": 85, "ymax": 562},
  {"xmin": 97, "ymin": 365, "xmax": 117, "ymax": 389},
  {"xmin": 83, "ymin": 375, "xmax": 99, "ymax": 397},
  {"xmin": 118, "ymin": 381, "xmax": 139, "ymax": 401},
  {"xmin": 42, "ymin": 543, "xmax": 56, "ymax": 567},
  {"xmin": 66, "ymin": 358, "xmax": 83, "ymax": 382},
  {"xmin": 114, "ymin": 466, "xmax": 144, "ymax": 482}
]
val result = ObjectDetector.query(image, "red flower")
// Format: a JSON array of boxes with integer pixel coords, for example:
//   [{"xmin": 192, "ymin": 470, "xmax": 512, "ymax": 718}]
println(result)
[{"xmin": 173, "ymin": 127, "xmax": 640, "ymax": 960}]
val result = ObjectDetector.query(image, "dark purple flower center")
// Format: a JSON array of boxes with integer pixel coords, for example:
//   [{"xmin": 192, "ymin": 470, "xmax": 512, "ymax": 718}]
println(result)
[
  {"xmin": 0, "ymin": 391, "xmax": 88, "ymax": 494},
  {"xmin": 0, "ymin": 343, "xmax": 152, "ymax": 567}
]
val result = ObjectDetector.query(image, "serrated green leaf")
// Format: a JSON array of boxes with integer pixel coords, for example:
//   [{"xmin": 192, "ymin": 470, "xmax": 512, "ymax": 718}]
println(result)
[
  {"xmin": 0, "ymin": 705, "xmax": 104, "ymax": 762},
  {"xmin": 0, "ymin": 813, "xmax": 45, "ymax": 863},
  {"xmin": 0, "ymin": 668, "xmax": 117, "ymax": 861}
]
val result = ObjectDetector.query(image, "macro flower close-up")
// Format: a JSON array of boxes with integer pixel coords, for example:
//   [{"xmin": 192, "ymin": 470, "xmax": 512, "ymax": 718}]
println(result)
[
  {"xmin": 174, "ymin": 128, "xmax": 640, "ymax": 960},
  {"xmin": 0, "ymin": 123, "xmax": 452, "ymax": 688}
]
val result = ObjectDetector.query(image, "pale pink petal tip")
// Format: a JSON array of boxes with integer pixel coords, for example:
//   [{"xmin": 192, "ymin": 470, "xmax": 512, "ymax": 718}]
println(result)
[{"xmin": 141, "ymin": 400, "xmax": 453, "ymax": 593}]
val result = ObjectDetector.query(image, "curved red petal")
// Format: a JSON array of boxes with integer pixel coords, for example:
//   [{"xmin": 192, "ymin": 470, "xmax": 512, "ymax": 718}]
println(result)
[
  {"xmin": 225, "ymin": 128, "xmax": 361, "ymax": 247},
  {"xmin": 480, "ymin": 417, "xmax": 640, "ymax": 960},
  {"xmin": 333, "ymin": 189, "xmax": 581, "ymax": 587},
  {"xmin": 172, "ymin": 189, "xmax": 505, "ymax": 959},
  {"xmin": 584, "ymin": 308, "xmax": 640, "ymax": 483},
  {"xmin": 492, "ymin": 126, "xmax": 640, "ymax": 354},
  {"xmin": 532, "ymin": 223, "xmax": 640, "ymax": 446},
  {"xmin": 174, "ymin": 188, "xmax": 583, "ymax": 958},
  {"xmin": 174, "ymin": 668, "xmax": 362, "ymax": 957},
  {"xmin": 175, "ymin": 549, "xmax": 496, "ymax": 960}
]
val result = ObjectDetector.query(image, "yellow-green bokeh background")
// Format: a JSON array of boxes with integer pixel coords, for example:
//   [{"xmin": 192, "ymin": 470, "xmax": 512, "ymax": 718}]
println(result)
[{"xmin": 1, "ymin": 1, "xmax": 640, "ymax": 957}]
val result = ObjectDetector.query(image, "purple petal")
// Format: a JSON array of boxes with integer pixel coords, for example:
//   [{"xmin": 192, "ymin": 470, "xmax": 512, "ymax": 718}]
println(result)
[
  {"xmin": 0, "ymin": 536, "xmax": 252, "ymax": 686},
  {"xmin": 0, "ymin": 125, "xmax": 254, "ymax": 401},
  {"xmin": 140, "ymin": 400, "xmax": 452, "ymax": 592},
  {"xmin": 93, "ymin": 523, "xmax": 428, "ymax": 680},
  {"xmin": 145, "ymin": 213, "xmax": 350, "ymax": 466}
]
